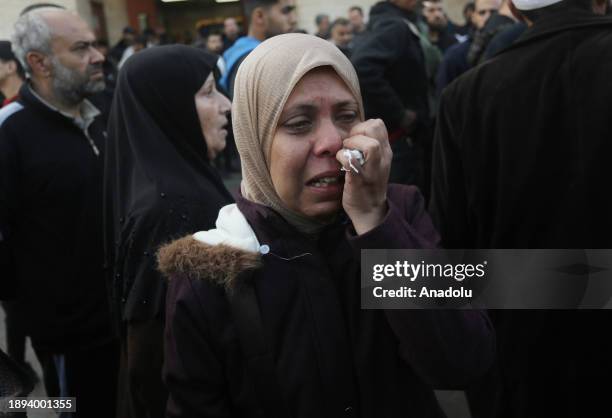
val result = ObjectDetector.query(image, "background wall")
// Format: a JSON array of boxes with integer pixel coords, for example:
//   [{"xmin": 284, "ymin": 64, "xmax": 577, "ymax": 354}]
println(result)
[
  {"xmin": 96, "ymin": 0, "xmax": 130, "ymax": 44},
  {"xmin": 0, "ymin": 0, "xmax": 129, "ymax": 45},
  {"xmin": 0, "ymin": 0, "xmax": 77, "ymax": 41},
  {"xmin": 0, "ymin": 0, "xmax": 470, "ymax": 59},
  {"xmin": 160, "ymin": 1, "xmax": 243, "ymax": 40},
  {"xmin": 126, "ymin": 0, "xmax": 159, "ymax": 31},
  {"xmin": 445, "ymin": 0, "xmax": 468, "ymax": 22}
]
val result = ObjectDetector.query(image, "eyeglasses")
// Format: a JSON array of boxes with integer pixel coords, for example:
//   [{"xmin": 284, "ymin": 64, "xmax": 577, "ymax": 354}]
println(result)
[{"xmin": 476, "ymin": 8, "xmax": 497, "ymax": 16}]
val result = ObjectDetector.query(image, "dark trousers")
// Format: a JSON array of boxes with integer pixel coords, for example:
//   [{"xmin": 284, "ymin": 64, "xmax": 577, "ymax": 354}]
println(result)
[
  {"xmin": 34, "ymin": 339, "xmax": 119, "ymax": 418},
  {"xmin": 116, "ymin": 319, "xmax": 166, "ymax": 418}
]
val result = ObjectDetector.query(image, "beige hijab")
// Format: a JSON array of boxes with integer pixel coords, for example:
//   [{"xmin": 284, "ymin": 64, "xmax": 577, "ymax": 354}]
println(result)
[{"xmin": 233, "ymin": 33, "xmax": 365, "ymax": 234}]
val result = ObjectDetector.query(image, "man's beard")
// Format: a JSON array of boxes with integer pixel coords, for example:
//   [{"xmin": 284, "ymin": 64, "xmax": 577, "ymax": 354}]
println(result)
[
  {"xmin": 265, "ymin": 27, "xmax": 286, "ymax": 39},
  {"xmin": 264, "ymin": 16, "xmax": 287, "ymax": 39},
  {"xmin": 51, "ymin": 57, "xmax": 105, "ymax": 107},
  {"xmin": 427, "ymin": 19, "xmax": 447, "ymax": 32}
]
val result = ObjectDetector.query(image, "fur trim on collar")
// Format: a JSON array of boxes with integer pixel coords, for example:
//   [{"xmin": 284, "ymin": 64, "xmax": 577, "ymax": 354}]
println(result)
[{"xmin": 157, "ymin": 236, "xmax": 262, "ymax": 290}]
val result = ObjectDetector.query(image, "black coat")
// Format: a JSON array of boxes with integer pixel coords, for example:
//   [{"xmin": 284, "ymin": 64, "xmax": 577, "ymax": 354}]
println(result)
[
  {"xmin": 466, "ymin": 13, "xmax": 515, "ymax": 66},
  {"xmin": 432, "ymin": 9, "xmax": 612, "ymax": 249},
  {"xmin": 0, "ymin": 84, "xmax": 113, "ymax": 351},
  {"xmin": 105, "ymin": 46, "xmax": 234, "ymax": 324},
  {"xmin": 159, "ymin": 185, "xmax": 495, "ymax": 418},
  {"xmin": 432, "ymin": 29, "xmax": 458, "ymax": 53},
  {"xmin": 351, "ymin": 1, "xmax": 430, "ymax": 132},
  {"xmin": 431, "ymin": 9, "xmax": 612, "ymax": 418},
  {"xmin": 483, "ymin": 23, "xmax": 527, "ymax": 60},
  {"xmin": 436, "ymin": 40, "xmax": 471, "ymax": 97}
]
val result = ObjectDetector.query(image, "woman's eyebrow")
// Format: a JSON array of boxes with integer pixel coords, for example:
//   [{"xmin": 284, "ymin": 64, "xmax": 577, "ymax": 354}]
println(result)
[
  {"xmin": 283, "ymin": 99, "xmax": 358, "ymax": 115},
  {"xmin": 333, "ymin": 100, "xmax": 359, "ymax": 109},
  {"xmin": 281, "ymin": 104, "xmax": 317, "ymax": 119}
]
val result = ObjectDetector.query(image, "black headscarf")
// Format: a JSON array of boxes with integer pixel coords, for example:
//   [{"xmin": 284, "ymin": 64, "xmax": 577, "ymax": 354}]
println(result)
[{"xmin": 104, "ymin": 45, "xmax": 234, "ymax": 323}]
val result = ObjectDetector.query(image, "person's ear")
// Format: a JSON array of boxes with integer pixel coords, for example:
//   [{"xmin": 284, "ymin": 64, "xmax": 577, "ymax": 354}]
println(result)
[
  {"xmin": 26, "ymin": 51, "xmax": 52, "ymax": 78},
  {"xmin": 6, "ymin": 60, "xmax": 17, "ymax": 75},
  {"xmin": 508, "ymin": 0, "xmax": 530, "ymax": 24},
  {"xmin": 252, "ymin": 7, "xmax": 266, "ymax": 27}
]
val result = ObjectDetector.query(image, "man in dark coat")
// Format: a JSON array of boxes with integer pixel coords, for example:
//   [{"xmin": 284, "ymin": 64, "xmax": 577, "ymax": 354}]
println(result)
[
  {"xmin": 430, "ymin": 0, "xmax": 612, "ymax": 416},
  {"xmin": 467, "ymin": 0, "xmax": 517, "ymax": 66},
  {"xmin": 314, "ymin": 13, "xmax": 331, "ymax": 39},
  {"xmin": 348, "ymin": 6, "xmax": 368, "ymax": 50},
  {"xmin": 0, "ymin": 8, "xmax": 117, "ymax": 416},
  {"xmin": 436, "ymin": 0, "xmax": 500, "ymax": 95},
  {"xmin": 329, "ymin": 18, "xmax": 353, "ymax": 58},
  {"xmin": 222, "ymin": 17, "xmax": 241, "ymax": 52},
  {"xmin": 455, "ymin": 2, "xmax": 476, "ymax": 36},
  {"xmin": 483, "ymin": 22, "xmax": 527, "ymax": 59},
  {"xmin": 422, "ymin": 0, "xmax": 458, "ymax": 53},
  {"xmin": 351, "ymin": 0, "xmax": 431, "ymax": 193},
  {"xmin": 109, "ymin": 26, "xmax": 135, "ymax": 64}
]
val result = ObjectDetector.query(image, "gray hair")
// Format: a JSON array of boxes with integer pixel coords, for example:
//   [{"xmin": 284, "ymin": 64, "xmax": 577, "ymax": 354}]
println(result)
[{"xmin": 11, "ymin": 10, "xmax": 53, "ymax": 76}]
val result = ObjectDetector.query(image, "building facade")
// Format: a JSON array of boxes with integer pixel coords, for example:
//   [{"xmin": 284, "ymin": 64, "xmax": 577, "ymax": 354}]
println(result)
[{"xmin": 0, "ymin": 0, "xmax": 469, "ymax": 54}]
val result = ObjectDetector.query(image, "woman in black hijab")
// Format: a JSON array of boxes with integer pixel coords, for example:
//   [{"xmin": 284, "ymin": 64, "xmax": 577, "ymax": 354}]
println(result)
[{"xmin": 104, "ymin": 45, "xmax": 234, "ymax": 418}]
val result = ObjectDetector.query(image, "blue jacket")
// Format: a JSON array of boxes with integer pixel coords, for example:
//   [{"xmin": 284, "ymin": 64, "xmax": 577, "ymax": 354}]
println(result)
[{"xmin": 220, "ymin": 36, "xmax": 261, "ymax": 92}]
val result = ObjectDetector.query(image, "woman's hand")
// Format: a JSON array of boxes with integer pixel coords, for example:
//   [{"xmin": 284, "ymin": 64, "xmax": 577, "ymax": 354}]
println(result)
[{"xmin": 336, "ymin": 119, "xmax": 392, "ymax": 235}]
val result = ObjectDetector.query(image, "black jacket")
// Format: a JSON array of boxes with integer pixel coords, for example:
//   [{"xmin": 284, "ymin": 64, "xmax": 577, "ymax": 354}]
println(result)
[
  {"xmin": 483, "ymin": 23, "xmax": 527, "ymax": 60},
  {"xmin": 431, "ymin": 9, "xmax": 612, "ymax": 417},
  {"xmin": 466, "ymin": 13, "xmax": 515, "ymax": 66},
  {"xmin": 0, "ymin": 84, "xmax": 113, "ymax": 352},
  {"xmin": 351, "ymin": 1, "xmax": 430, "ymax": 132},
  {"xmin": 159, "ymin": 185, "xmax": 495, "ymax": 418}
]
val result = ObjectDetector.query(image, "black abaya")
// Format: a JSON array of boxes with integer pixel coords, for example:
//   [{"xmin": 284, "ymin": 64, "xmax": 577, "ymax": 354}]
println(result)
[{"xmin": 104, "ymin": 45, "xmax": 234, "ymax": 418}]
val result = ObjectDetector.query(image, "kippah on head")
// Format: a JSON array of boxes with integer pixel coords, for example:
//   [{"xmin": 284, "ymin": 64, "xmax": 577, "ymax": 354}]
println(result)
[{"xmin": 20, "ymin": 2, "xmax": 65, "ymax": 16}]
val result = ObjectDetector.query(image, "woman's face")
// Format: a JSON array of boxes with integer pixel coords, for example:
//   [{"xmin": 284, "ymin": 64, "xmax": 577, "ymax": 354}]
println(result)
[
  {"xmin": 270, "ymin": 67, "xmax": 361, "ymax": 221},
  {"xmin": 195, "ymin": 72, "xmax": 231, "ymax": 160}
]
